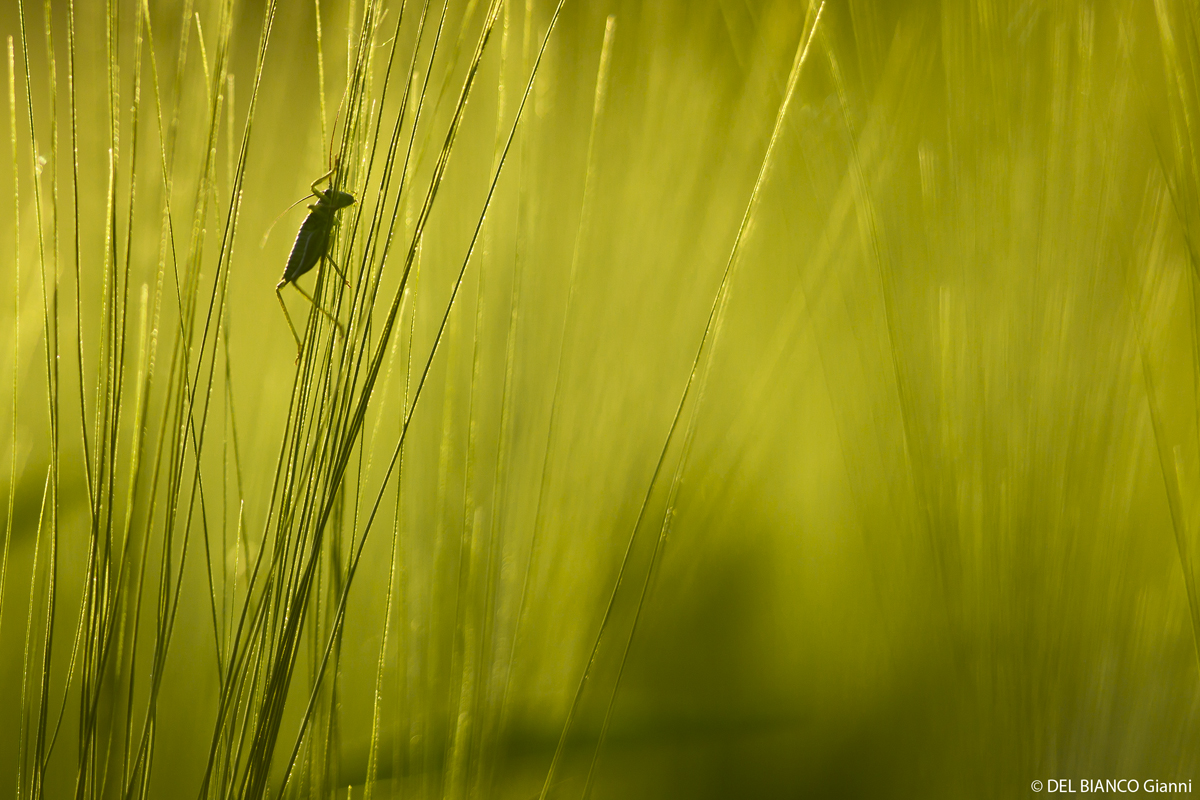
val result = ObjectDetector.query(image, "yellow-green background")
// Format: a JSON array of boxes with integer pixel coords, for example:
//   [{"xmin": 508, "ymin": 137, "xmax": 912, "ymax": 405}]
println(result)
[{"xmin": 1, "ymin": 0, "xmax": 1198, "ymax": 797}]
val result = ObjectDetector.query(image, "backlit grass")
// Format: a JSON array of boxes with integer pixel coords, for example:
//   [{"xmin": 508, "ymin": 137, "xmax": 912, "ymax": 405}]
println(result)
[{"xmin": 2, "ymin": 1, "xmax": 1200, "ymax": 798}]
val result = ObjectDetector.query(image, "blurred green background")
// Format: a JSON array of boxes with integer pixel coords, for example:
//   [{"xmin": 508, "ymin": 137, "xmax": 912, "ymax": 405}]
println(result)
[{"xmin": 1, "ymin": 0, "xmax": 1199, "ymax": 797}]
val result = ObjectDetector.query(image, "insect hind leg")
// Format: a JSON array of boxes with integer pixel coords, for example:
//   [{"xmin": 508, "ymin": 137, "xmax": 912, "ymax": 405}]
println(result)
[
  {"xmin": 276, "ymin": 284, "xmax": 304, "ymax": 360},
  {"xmin": 277, "ymin": 281, "xmax": 344, "ymax": 363},
  {"xmin": 324, "ymin": 253, "xmax": 350, "ymax": 287},
  {"xmin": 288, "ymin": 280, "xmax": 345, "ymax": 340}
]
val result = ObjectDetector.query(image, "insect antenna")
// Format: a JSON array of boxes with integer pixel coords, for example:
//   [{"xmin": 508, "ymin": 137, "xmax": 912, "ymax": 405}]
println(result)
[
  {"xmin": 263, "ymin": 77, "xmax": 355, "ymax": 250},
  {"xmin": 260, "ymin": 193, "xmax": 320, "ymax": 248}
]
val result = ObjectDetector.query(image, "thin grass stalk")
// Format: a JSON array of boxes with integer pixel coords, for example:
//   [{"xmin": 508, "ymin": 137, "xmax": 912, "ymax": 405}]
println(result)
[
  {"xmin": 63, "ymin": 0, "xmax": 91, "ymax": 523},
  {"xmin": 390, "ymin": 243, "xmax": 421, "ymax": 796},
  {"xmin": 2, "ymin": 32, "xmax": 19, "ymax": 667},
  {"xmin": 362, "ymin": 323, "xmax": 411, "ymax": 800},
  {"xmin": 14, "ymin": 0, "xmax": 62, "ymax": 793},
  {"xmin": 18, "ymin": 468, "xmax": 52, "ymax": 800}
]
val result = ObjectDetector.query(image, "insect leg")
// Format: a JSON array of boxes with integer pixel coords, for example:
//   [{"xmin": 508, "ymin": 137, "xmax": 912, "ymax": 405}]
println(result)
[
  {"xmin": 288, "ymin": 280, "xmax": 345, "ymax": 340},
  {"xmin": 276, "ymin": 284, "xmax": 304, "ymax": 360},
  {"xmin": 323, "ymin": 253, "xmax": 350, "ymax": 287},
  {"xmin": 309, "ymin": 169, "xmax": 334, "ymax": 196},
  {"xmin": 310, "ymin": 155, "xmax": 341, "ymax": 194}
]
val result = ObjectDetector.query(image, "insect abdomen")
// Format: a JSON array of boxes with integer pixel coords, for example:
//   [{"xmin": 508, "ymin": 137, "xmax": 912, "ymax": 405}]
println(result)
[{"xmin": 282, "ymin": 209, "xmax": 334, "ymax": 285}]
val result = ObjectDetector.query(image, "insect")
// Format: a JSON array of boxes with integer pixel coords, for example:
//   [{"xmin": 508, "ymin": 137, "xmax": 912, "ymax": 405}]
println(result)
[{"xmin": 275, "ymin": 162, "xmax": 356, "ymax": 357}]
